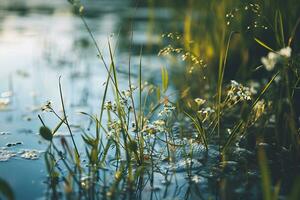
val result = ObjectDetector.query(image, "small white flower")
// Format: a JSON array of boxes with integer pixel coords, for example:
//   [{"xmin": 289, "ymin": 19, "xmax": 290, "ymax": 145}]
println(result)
[
  {"xmin": 261, "ymin": 47, "xmax": 292, "ymax": 71},
  {"xmin": 226, "ymin": 128, "xmax": 232, "ymax": 135},
  {"xmin": 227, "ymin": 81, "xmax": 252, "ymax": 103},
  {"xmin": 274, "ymin": 75, "xmax": 281, "ymax": 83},
  {"xmin": 231, "ymin": 80, "xmax": 239, "ymax": 87},
  {"xmin": 252, "ymin": 100, "xmax": 266, "ymax": 121},
  {"xmin": 194, "ymin": 98, "xmax": 206, "ymax": 106},
  {"xmin": 249, "ymin": 81, "xmax": 260, "ymax": 94},
  {"xmin": 261, "ymin": 52, "xmax": 278, "ymax": 71},
  {"xmin": 158, "ymin": 103, "xmax": 176, "ymax": 117},
  {"xmin": 153, "ymin": 120, "xmax": 165, "ymax": 127},
  {"xmin": 278, "ymin": 46, "xmax": 292, "ymax": 57},
  {"xmin": 269, "ymin": 114, "xmax": 276, "ymax": 123},
  {"xmin": 191, "ymin": 175, "xmax": 201, "ymax": 183}
]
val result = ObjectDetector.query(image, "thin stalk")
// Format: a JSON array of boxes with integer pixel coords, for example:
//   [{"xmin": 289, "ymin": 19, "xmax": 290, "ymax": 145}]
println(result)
[
  {"xmin": 59, "ymin": 77, "xmax": 80, "ymax": 158},
  {"xmin": 216, "ymin": 30, "xmax": 235, "ymax": 155}
]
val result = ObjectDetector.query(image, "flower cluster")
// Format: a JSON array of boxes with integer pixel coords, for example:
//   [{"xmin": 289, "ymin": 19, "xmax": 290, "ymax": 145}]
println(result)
[
  {"xmin": 198, "ymin": 107, "xmax": 215, "ymax": 116},
  {"xmin": 161, "ymin": 32, "xmax": 181, "ymax": 40},
  {"xmin": 252, "ymin": 100, "xmax": 266, "ymax": 122},
  {"xmin": 261, "ymin": 46, "xmax": 292, "ymax": 71},
  {"xmin": 194, "ymin": 98, "xmax": 206, "ymax": 107},
  {"xmin": 107, "ymin": 120, "xmax": 122, "ymax": 137},
  {"xmin": 121, "ymin": 85, "xmax": 137, "ymax": 98},
  {"xmin": 142, "ymin": 119, "xmax": 166, "ymax": 135},
  {"xmin": 226, "ymin": 80, "xmax": 252, "ymax": 104},
  {"xmin": 158, "ymin": 103, "xmax": 176, "ymax": 117},
  {"xmin": 159, "ymin": 33, "xmax": 206, "ymax": 74},
  {"xmin": 41, "ymin": 101, "xmax": 53, "ymax": 112},
  {"xmin": 197, "ymin": 107, "xmax": 215, "ymax": 122},
  {"xmin": 158, "ymin": 45, "xmax": 183, "ymax": 56},
  {"xmin": 104, "ymin": 101, "xmax": 117, "ymax": 112},
  {"xmin": 226, "ymin": 3, "xmax": 268, "ymax": 30}
]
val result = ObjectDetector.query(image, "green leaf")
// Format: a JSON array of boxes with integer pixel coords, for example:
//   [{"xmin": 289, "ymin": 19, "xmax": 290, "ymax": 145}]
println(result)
[
  {"xmin": 156, "ymin": 87, "xmax": 161, "ymax": 101},
  {"xmin": 275, "ymin": 10, "xmax": 285, "ymax": 47},
  {"xmin": 52, "ymin": 117, "xmax": 66, "ymax": 135},
  {"xmin": 39, "ymin": 126, "xmax": 53, "ymax": 141},
  {"xmin": 0, "ymin": 178, "xmax": 14, "ymax": 200},
  {"xmin": 184, "ymin": 111, "xmax": 208, "ymax": 150},
  {"xmin": 254, "ymin": 38, "xmax": 275, "ymax": 52},
  {"xmin": 161, "ymin": 67, "xmax": 169, "ymax": 93}
]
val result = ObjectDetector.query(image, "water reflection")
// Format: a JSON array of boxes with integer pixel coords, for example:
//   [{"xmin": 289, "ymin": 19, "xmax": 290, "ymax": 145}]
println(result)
[{"xmin": 0, "ymin": 0, "xmax": 169, "ymax": 199}]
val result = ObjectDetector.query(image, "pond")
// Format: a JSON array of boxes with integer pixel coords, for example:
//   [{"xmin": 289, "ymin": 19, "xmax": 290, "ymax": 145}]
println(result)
[{"xmin": 1, "ymin": 0, "xmax": 300, "ymax": 200}]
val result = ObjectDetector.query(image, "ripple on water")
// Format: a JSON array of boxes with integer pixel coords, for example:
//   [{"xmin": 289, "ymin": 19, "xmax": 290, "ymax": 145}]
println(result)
[{"xmin": 0, "ymin": 131, "xmax": 11, "ymax": 135}]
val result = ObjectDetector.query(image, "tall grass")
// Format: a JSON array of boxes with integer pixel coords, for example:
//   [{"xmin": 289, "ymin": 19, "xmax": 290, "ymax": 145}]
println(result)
[{"xmin": 35, "ymin": 0, "xmax": 300, "ymax": 199}]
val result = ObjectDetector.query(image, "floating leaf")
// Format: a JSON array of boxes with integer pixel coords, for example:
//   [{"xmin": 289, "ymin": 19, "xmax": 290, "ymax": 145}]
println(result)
[{"xmin": 39, "ymin": 126, "xmax": 53, "ymax": 141}]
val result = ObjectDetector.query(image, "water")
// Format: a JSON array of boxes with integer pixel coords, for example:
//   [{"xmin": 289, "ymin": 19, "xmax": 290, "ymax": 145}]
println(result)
[
  {"xmin": 0, "ymin": 0, "xmax": 171, "ymax": 199},
  {"xmin": 2, "ymin": 1, "xmax": 294, "ymax": 199}
]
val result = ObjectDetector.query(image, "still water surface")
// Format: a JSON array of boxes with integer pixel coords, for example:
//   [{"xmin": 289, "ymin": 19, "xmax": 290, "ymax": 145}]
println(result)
[{"xmin": 0, "ymin": 0, "xmax": 170, "ymax": 199}]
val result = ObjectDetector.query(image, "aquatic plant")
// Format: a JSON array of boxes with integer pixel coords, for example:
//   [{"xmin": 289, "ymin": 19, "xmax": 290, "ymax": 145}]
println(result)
[{"xmin": 33, "ymin": 0, "xmax": 300, "ymax": 199}]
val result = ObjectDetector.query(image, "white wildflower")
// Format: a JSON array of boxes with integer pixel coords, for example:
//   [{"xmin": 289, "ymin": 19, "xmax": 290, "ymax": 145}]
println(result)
[
  {"xmin": 158, "ymin": 103, "xmax": 176, "ymax": 117},
  {"xmin": 191, "ymin": 175, "xmax": 201, "ymax": 183},
  {"xmin": 231, "ymin": 80, "xmax": 239, "ymax": 87},
  {"xmin": 198, "ymin": 107, "xmax": 215, "ymax": 116},
  {"xmin": 122, "ymin": 90, "xmax": 132, "ymax": 98},
  {"xmin": 194, "ymin": 98, "xmax": 206, "ymax": 106},
  {"xmin": 274, "ymin": 75, "xmax": 281, "ymax": 84},
  {"xmin": 261, "ymin": 52, "xmax": 278, "ymax": 71},
  {"xmin": 252, "ymin": 100, "xmax": 266, "ymax": 121},
  {"xmin": 153, "ymin": 119, "xmax": 165, "ymax": 127},
  {"xmin": 249, "ymin": 81, "xmax": 260, "ymax": 94},
  {"xmin": 41, "ymin": 101, "xmax": 52, "ymax": 112},
  {"xmin": 226, "ymin": 128, "xmax": 232, "ymax": 135},
  {"xmin": 269, "ymin": 114, "xmax": 276, "ymax": 123},
  {"xmin": 227, "ymin": 80, "xmax": 252, "ymax": 104},
  {"xmin": 261, "ymin": 47, "xmax": 292, "ymax": 71},
  {"xmin": 104, "ymin": 101, "xmax": 112, "ymax": 110},
  {"xmin": 278, "ymin": 46, "xmax": 292, "ymax": 57}
]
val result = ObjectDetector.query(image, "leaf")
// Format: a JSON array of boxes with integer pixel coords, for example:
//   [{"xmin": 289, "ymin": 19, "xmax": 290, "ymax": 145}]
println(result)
[
  {"xmin": 184, "ymin": 111, "xmax": 208, "ymax": 150},
  {"xmin": 275, "ymin": 10, "xmax": 285, "ymax": 47},
  {"xmin": 52, "ymin": 117, "xmax": 66, "ymax": 135},
  {"xmin": 254, "ymin": 38, "xmax": 275, "ymax": 52},
  {"xmin": 156, "ymin": 87, "xmax": 161, "ymax": 101},
  {"xmin": 39, "ymin": 126, "xmax": 53, "ymax": 141},
  {"xmin": 161, "ymin": 67, "xmax": 169, "ymax": 93},
  {"xmin": 0, "ymin": 178, "xmax": 14, "ymax": 200}
]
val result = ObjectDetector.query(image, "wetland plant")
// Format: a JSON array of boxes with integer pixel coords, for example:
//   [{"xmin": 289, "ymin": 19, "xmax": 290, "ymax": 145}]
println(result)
[{"xmin": 34, "ymin": 1, "xmax": 300, "ymax": 200}]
